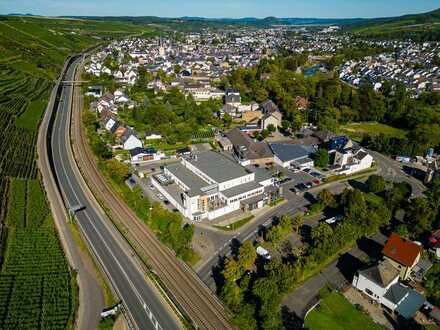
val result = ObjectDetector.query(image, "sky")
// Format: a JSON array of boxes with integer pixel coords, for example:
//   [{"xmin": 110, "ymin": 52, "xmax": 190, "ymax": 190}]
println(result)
[{"xmin": 1, "ymin": 0, "xmax": 439, "ymax": 19}]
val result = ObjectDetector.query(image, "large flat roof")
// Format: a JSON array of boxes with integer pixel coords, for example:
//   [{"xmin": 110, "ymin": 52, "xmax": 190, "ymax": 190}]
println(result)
[
  {"xmin": 186, "ymin": 151, "xmax": 251, "ymax": 183},
  {"xmin": 166, "ymin": 162, "xmax": 209, "ymax": 197},
  {"xmin": 221, "ymin": 181, "xmax": 262, "ymax": 199}
]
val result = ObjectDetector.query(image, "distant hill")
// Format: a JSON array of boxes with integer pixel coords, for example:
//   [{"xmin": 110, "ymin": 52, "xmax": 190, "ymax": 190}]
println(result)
[
  {"xmin": 66, "ymin": 15, "xmax": 367, "ymax": 30},
  {"xmin": 348, "ymin": 8, "xmax": 440, "ymax": 41}
]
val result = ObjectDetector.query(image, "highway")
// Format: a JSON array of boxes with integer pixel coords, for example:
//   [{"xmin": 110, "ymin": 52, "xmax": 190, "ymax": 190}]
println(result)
[{"xmin": 50, "ymin": 57, "xmax": 180, "ymax": 330}]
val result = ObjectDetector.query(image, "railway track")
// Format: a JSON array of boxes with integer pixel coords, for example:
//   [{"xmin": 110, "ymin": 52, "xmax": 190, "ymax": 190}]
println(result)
[{"xmin": 69, "ymin": 61, "xmax": 233, "ymax": 329}]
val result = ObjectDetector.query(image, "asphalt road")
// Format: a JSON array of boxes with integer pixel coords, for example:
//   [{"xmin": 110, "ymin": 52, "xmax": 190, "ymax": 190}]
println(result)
[
  {"xmin": 50, "ymin": 58, "xmax": 179, "ymax": 330},
  {"xmin": 371, "ymin": 151, "xmax": 426, "ymax": 197},
  {"xmin": 197, "ymin": 194, "xmax": 309, "ymax": 289}
]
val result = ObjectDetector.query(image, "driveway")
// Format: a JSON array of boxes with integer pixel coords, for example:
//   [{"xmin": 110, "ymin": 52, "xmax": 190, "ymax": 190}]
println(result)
[{"xmin": 282, "ymin": 232, "xmax": 387, "ymax": 319}]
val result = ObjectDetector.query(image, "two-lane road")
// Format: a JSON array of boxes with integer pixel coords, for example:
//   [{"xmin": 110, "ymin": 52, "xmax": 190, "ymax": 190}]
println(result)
[{"xmin": 50, "ymin": 57, "xmax": 180, "ymax": 330}]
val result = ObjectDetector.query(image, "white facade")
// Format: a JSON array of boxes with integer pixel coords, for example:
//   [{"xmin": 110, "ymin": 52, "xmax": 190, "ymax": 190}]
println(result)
[
  {"xmin": 123, "ymin": 135, "xmax": 143, "ymax": 151},
  {"xmin": 334, "ymin": 148, "xmax": 374, "ymax": 175},
  {"xmin": 131, "ymin": 151, "xmax": 164, "ymax": 164},
  {"xmin": 352, "ymin": 269, "xmax": 399, "ymax": 303},
  {"xmin": 152, "ymin": 152, "xmax": 275, "ymax": 221}
]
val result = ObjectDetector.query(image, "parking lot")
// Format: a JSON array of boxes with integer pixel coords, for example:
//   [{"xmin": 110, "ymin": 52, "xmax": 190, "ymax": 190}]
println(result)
[{"xmin": 276, "ymin": 166, "xmax": 325, "ymax": 200}]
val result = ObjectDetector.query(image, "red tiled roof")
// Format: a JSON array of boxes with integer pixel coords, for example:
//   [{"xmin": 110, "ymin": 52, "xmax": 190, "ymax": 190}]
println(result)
[{"xmin": 382, "ymin": 233, "xmax": 422, "ymax": 267}]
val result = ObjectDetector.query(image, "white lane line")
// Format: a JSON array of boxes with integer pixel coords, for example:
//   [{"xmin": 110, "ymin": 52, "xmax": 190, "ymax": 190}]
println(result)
[{"xmin": 54, "ymin": 83, "xmax": 164, "ymax": 330}]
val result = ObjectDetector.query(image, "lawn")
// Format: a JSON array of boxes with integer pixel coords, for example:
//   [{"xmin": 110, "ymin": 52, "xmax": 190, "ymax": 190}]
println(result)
[
  {"xmin": 213, "ymin": 215, "xmax": 255, "ymax": 231},
  {"xmin": 340, "ymin": 122, "xmax": 407, "ymax": 141},
  {"xmin": 305, "ymin": 291, "xmax": 383, "ymax": 330}
]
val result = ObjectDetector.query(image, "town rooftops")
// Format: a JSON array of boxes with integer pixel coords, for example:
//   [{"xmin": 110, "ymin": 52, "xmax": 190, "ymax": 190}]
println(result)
[
  {"xmin": 382, "ymin": 233, "xmax": 422, "ymax": 267},
  {"xmin": 185, "ymin": 151, "xmax": 250, "ymax": 183},
  {"xmin": 358, "ymin": 259, "xmax": 399, "ymax": 288},
  {"xmin": 269, "ymin": 143, "xmax": 316, "ymax": 162}
]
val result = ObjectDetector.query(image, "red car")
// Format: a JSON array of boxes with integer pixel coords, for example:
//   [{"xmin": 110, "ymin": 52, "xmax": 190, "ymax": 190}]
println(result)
[{"xmin": 312, "ymin": 179, "xmax": 321, "ymax": 186}]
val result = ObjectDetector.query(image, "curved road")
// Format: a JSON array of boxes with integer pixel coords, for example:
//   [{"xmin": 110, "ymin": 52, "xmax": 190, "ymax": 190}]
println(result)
[{"xmin": 50, "ymin": 57, "xmax": 180, "ymax": 330}]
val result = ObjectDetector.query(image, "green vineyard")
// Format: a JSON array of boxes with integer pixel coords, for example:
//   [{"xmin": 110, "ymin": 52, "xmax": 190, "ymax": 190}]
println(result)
[{"xmin": 0, "ymin": 179, "xmax": 74, "ymax": 330}]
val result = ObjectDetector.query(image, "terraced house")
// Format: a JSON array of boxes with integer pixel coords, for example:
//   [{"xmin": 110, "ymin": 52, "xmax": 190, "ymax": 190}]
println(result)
[{"xmin": 152, "ymin": 151, "xmax": 279, "ymax": 221}]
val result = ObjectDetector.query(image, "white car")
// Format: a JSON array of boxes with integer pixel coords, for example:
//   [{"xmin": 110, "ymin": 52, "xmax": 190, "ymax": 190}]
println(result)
[{"xmin": 256, "ymin": 246, "xmax": 271, "ymax": 260}]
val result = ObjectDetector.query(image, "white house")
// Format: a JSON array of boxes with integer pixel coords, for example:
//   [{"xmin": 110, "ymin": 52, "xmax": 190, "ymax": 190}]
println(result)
[
  {"xmin": 122, "ymin": 132, "xmax": 143, "ymax": 151},
  {"xmin": 145, "ymin": 131, "xmax": 162, "ymax": 140},
  {"xmin": 353, "ymin": 259, "xmax": 426, "ymax": 319},
  {"xmin": 352, "ymin": 260, "xmax": 400, "ymax": 303},
  {"xmin": 332, "ymin": 148, "xmax": 374, "ymax": 175},
  {"xmin": 130, "ymin": 147, "xmax": 164, "ymax": 164}
]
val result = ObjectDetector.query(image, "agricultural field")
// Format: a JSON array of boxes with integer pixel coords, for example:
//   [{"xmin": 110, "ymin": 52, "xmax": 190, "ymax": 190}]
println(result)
[{"xmin": 0, "ymin": 178, "xmax": 75, "ymax": 329}]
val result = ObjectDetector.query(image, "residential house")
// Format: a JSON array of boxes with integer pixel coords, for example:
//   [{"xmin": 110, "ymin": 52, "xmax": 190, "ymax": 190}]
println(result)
[
  {"xmin": 382, "ymin": 233, "xmax": 422, "ymax": 280},
  {"xmin": 242, "ymin": 111, "xmax": 263, "ymax": 124},
  {"xmin": 130, "ymin": 147, "xmax": 164, "ymax": 164},
  {"xmin": 269, "ymin": 143, "xmax": 316, "ymax": 169},
  {"xmin": 216, "ymin": 135, "xmax": 233, "ymax": 151},
  {"xmin": 226, "ymin": 128, "xmax": 274, "ymax": 166},
  {"xmin": 353, "ymin": 260, "xmax": 425, "ymax": 319},
  {"xmin": 295, "ymin": 96, "xmax": 309, "ymax": 110},
  {"xmin": 225, "ymin": 88, "xmax": 241, "ymax": 107},
  {"xmin": 261, "ymin": 110, "xmax": 282, "ymax": 131},
  {"xmin": 121, "ymin": 130, "xmax": 143, "ymax": 151},
  {"xmin": 85, "ymin": 85, "xmax": 103, "ymax": 98},
  {"xmin": 145, "ymin": 131, "xmax": 162, "ymax": 140},
  {"xmin": 331, "ymin": 148, "xmax": 374, "ymax": 175}
]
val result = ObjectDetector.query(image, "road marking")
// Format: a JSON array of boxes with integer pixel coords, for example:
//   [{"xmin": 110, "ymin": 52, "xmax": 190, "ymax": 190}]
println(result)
[{"xmin": 54, "ymin": 81, "xmax": 164, "ymax": 330}]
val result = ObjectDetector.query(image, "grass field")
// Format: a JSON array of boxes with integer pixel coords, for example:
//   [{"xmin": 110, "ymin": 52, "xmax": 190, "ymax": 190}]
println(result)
[
  {"xmin": 305, "ymin": 291, "xmax": 383, "ymax": 330},
  {"xmin": 340, "ymin": 122, "xmax": 407, "ymax": 141}
]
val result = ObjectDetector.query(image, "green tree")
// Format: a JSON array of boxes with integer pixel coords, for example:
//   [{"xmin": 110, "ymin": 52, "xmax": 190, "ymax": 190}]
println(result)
[
  {"xmin": 313, "ymin": 148, "xmax": 329, "ymax": 168},
  {"xmin": 405, "ymin": 197, "xmax": 435, "ymax": 237},
  {"xmin": 222, "ymin": 257, "xmax": 242, "ymax": 282},
  {"xmin": 318, "ymin": 189, "xmax": 335, "ymax": 207},
  {"xmin": 238, "ymin": 241, "xmax": 257, "ymax": 271},
  {"xmin": 223, "ymin": 113, "xmax": 232, "ymax": 128},
  {"xmin": 106, "ymin": 159, "xmax": 130, "ymax": 184},
  {"xmin": 267, "ymin": 124, "xmax": 276, "ymax": 133},
  {"xmin": 395, "ymin": 224, "xmax": 410, "ymax": 238},
  {"xmin": 292, "ymin": 214, "xmax": 304, "ymax": 233},
  {"xmin": 220, "ymin": 281, "xmax": 243, "ymax": 312},
  {"xmin": 366, "ymin": 175, "xmax": 386, "ymax": 194}
]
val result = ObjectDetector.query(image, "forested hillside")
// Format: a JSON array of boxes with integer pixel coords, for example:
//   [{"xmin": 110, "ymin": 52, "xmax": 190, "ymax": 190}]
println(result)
[
  {"xmin": 0, "ymin": 15, "xmax": 149, "ymax": 328},
  {"xmin": 349, "ymin": 8, "xmax": 440, "ymax": 41}
]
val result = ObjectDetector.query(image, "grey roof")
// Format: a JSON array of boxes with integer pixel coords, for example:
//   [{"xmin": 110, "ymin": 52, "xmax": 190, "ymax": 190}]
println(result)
[
  {"xmin": 226, "ymin": 128, "xmax": 273, "ymax": 161},
  {"xmin": 358, "ymin": 260, "xmax": 399, "ymax": 288},
  {"xmin": 270, "ymin": 143, "xmax": 316, "ymax": 163},
  {"xmin": 246, "ymin": 165, "xmax": 273, "ymax": 183},
  {"xmin": 221, "ymin": 181, "xmax": 262, "ymax": 198},
  {"xmin": 395, "ymin": 289, "xmax": 425, "ymax": 319},
  {"xmin": 186, "ymin": 151, "xmax": 250, "ymax": 183},
  {"xmin": 166, "ymin": 163, "xmax": 208, "ymax": 197},
  {"xmin": 383, "ymin": 283, "xmax": 408, "ymax": 305}
]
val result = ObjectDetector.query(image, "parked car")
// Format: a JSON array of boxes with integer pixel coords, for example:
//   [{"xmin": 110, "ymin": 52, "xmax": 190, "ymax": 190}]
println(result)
[
  {"xmin": 310, "ymin": 172, "xmax": 322, "ymax": 179},
  {"xmin": 305, "ymin": 182, "xmax": 313, "ymax": 189},
  {"xmin": 303, "ymin": 168, "xmax": 312, "ymax": 173},
  {"xmin": 325, "ymin": 215, "xmax": 343, "ymax": 225},
  {"xmin": 312, "ymin": 179, "xmax": 321, "ymax": 186},
  {"xmin": 296, "ymin": 183, "xmax": 308, "ymax": 192},
  {"xmin": 256, "ymin": 246, "xmax": 271, "ymax": 260}
]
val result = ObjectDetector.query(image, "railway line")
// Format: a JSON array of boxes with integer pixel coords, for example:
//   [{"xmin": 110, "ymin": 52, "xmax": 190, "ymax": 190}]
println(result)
[{"xmin": 70, "ymin": 58, "xmax": 233, "ymax": 329}]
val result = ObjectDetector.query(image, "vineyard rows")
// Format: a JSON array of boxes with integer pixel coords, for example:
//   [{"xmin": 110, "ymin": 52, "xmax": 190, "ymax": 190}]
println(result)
[{"xmin": 0, "ymin": 179, "xmax": 74, "ymax": 329}]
